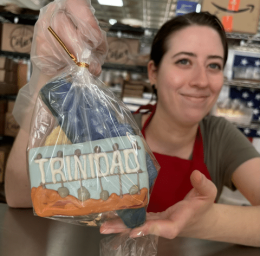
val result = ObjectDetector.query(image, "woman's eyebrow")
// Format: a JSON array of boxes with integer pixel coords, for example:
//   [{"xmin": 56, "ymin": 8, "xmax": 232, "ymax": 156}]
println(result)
[
  {"xmin": 172, "ymin": 52, "xmax": 224, "ymax": 61},
  {"xmin": 172, "ymin": 52, "xmax": 196, "ymax": 58},
  {"xmin": 208, "ymin": 55, "xmax": 223, "ymax": 60}
]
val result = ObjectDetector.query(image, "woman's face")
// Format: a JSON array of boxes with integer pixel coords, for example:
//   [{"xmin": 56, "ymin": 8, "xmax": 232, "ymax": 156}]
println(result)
[{"xmin": 148, "ymin": 25, "xmax": 224, "ymax": 126}]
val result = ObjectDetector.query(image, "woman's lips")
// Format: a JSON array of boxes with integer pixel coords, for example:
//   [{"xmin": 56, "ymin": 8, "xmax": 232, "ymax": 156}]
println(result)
[{"xmin": 181, "ymin": 94, "xmax": 209, "ymax": 103}]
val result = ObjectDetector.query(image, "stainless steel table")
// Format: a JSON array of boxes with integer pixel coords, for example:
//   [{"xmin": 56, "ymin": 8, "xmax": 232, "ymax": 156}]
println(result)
[{"xmin": 0, "ymin": 203, "xmax": 259, "ymax": 256}]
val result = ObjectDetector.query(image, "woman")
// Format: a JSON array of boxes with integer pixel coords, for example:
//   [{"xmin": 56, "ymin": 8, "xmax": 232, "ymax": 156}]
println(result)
[
  {"xmin": 4, "ymin": 1, "xmax": 260, "ymax": 247},
  {"xmin": 100, "ymin": 12, "xmax": 260, "ymax": 246},
  {"xmin": 129, "ymin": 12, "xmax": 260, "ymax": 211}
]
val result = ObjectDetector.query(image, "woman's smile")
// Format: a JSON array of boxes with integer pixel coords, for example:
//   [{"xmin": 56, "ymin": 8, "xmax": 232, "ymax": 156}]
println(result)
[{"xmin": 180, "ymin": 93, "xmax": 210, "ymax": 103}]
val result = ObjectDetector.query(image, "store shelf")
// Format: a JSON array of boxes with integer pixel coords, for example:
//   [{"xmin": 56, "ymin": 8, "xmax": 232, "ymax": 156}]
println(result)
[
  {"xmin": 226, "ymin": 32, "xmax": 260, "ymax": 42},
  {"xmin": 102, "ymin": 63, "xmax": 147, "ymax": 73},
  {"xmin": 0, "ymin": 95, "xmax": 17, "ymax": 101},
  {"xmin": 224, "ymin": 79, "xmax": 260, "ymax": 89},
  {"xmin": 0, "ymin": 11, "xmax": 38, "ymax": 25},
  {"xmin": 0, "ymin": 51, "xmax": 30, "ymax": 59}
]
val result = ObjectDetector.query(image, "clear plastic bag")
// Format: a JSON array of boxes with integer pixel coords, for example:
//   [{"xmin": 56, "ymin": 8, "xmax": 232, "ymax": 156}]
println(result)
[
  {"xmin": 100, "ymin": 233, "xmax": 158, "ymax": 256},
  {"xmin": 16, "ymin": 0, "xmax": 160, "ymax": 230}
]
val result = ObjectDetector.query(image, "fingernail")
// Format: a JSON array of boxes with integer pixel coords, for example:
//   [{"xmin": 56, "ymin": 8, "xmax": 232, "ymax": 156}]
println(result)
[
  {"xmin": 130, "ymin": 230, "xmax": 143, "ymax": 238},
  {"xmin": 100, "ymin": 228, "xmax": 114, "ymax": 234}
]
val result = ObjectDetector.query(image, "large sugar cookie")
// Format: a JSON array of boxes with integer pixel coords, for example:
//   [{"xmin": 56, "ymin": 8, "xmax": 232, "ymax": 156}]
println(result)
[{"xmin": 28, "ymin": 134, "xmax": 149, "ymax": 217}]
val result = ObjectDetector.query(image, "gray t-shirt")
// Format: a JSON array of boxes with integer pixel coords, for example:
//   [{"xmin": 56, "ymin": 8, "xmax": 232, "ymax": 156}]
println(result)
[{"xmin": 133, "ymin": 113, "xmax": 260, "ymax": 201}]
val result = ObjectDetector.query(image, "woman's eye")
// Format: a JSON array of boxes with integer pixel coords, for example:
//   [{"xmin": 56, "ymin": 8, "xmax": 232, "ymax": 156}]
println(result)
[
  {"xmin": 176, "ymin": 59, "xmax": 190, "ymax": 65},
  {"xmin": 209, "ymin": 63, "xmax": 222, "ymax": 70}
]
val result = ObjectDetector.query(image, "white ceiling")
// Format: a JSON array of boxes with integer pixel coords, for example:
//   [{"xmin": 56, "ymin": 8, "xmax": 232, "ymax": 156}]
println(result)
[{"xmin": 0, "ymin": 0, "xmax": 202, "ymax": 28}]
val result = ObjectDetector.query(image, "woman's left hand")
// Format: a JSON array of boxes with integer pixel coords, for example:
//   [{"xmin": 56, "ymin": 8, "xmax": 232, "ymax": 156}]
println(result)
[{"xmin": 100, "ymin": 170, "xmax": 217, "ymax": 239}]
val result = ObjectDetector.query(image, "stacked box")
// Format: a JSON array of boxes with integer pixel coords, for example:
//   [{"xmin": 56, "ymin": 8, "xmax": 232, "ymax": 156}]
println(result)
[
  {"xmin": 0, "ymin": 100, "xmax": 7, "ymax": 135},
  {"xmin": 0, "ymin": 144, "xmax": 12, "ymax": 183},
  {"xmin": 0, "ymin": 23, "xmax": 34, "ymax": 53},
  {"xmin": 202, "ymin": 0, "xmax": 260, "ymax": 34},
  {"xmin": 0, "ymin": 57, "xmax": 18, "ymax": 95},
  {"xmin": 4, "ymin": 100, "xmax": 19, "ymax": 137}
]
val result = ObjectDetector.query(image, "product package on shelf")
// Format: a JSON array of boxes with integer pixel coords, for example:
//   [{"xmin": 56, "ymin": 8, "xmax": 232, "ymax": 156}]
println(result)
[
  {"xmin": 232, "ymin": 55, "xmax": 260, "ymax": 81},
  {"xmin": 0, "ymin": 23, "xmax": 34, "ymax": 53},
  {"xmin": 176, "ymin": 0, "xmax": 198, "ymax": 16},
  {"xmin": 202, "ymin": 0, "xmax": 260, "ymax": 34},
  {"xmin": 105, "ymin": 37, "xmax": 140, "ymax": 66},
  {"xmin": 13, "ymin": 0, "xmax": 159, "ymax": 232},
  {"xmin": 212, "ymin": 98, "xmax": 253, "ymax": 125}
]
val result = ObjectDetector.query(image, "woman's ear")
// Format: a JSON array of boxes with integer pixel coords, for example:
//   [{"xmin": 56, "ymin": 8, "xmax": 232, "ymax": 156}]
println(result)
[{"xmin": 147, "ymin": 60, "xmax": 157, "ymax": 86}]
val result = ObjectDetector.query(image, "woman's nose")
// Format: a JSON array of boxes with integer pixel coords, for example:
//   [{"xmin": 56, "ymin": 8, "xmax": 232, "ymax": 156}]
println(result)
[{"xmin": 190, "ymin": 66, "xmax": 209, "ymax": 88}]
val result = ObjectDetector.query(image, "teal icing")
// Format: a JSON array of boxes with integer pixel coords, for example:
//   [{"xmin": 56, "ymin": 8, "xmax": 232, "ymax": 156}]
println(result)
[{"xmin": 28, "ymin": 135, "xmax": 149, "ymax": 201}]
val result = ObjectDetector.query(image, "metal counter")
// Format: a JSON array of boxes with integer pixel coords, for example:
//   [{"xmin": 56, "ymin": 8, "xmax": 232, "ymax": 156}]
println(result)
[{"xmin": 0, "ymin": 203, "xmax": 259, "ymax": 256}]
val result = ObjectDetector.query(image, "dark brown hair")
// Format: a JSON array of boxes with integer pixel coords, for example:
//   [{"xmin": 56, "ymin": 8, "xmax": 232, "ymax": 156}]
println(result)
[{"xmin": 150, "ymin": 12, "xmax": 228, "ymax": 68}]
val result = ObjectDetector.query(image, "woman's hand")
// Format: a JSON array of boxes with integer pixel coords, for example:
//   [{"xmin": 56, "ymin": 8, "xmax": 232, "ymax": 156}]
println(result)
[
  {"xmin": 100, "ymin": 170, "xmax": 217, "ymax": 239},
  {"xmin": 32, "ymin": 0, "xmax": 108, "ymax": 76}
]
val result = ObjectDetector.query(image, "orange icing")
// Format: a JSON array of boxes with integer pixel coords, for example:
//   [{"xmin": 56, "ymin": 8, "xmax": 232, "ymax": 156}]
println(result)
[{"xmin": 31, "ymin": 186, "xmax": 148, "ymax": 217}]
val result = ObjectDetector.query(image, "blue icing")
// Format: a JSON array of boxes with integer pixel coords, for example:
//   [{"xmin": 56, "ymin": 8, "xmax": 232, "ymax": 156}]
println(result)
[{"xmin": 29, "ymin": 135, "xmax": 149, "ymax": 201}]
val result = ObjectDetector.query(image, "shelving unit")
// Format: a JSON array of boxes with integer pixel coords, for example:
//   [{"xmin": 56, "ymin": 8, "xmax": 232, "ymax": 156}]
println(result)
[{"xmin": 224, "ymin": 79, "xmax": 260, "ymax": 89}]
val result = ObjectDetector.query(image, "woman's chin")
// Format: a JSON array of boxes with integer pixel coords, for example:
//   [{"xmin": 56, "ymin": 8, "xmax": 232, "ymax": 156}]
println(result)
[{"xmin": 181, "ymin": 112, "xmax": 206, "ymax": 126}]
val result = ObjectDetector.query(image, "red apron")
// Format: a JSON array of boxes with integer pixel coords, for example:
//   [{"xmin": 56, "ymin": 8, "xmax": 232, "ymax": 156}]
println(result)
[{"xmin": 138, "ymin": 105, "xmax": 212, "ymax": 213}]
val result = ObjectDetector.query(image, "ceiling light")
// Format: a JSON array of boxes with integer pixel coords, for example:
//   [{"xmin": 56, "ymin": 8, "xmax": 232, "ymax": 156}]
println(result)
[
  {"xmin": 121, "ymin": 18, "xmax": 143, "ymax": 27},
  {"xmin": 109, "ymin": 19, "xmax": 117, "ymax": 25},
  {"xmin": 97, "ymin": 0, "xmax": 123, "ymax": 7}
]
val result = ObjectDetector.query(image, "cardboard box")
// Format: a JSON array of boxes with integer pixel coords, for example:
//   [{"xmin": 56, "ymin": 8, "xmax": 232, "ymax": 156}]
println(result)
[
  {"xmin": 0, "ymin": 82, "xmax": 18, "ymax": 95},
  {"xmin": 105, "ymin": 37, "xmax": 140, "ymax": 65},
  {"xmin": 4, "ymin": 112, "xmax": 19, "ymax": 137},
  {"xmin": 0, "ymin": 100, "xmax": 7, "ymax": 135},
  {"xmin": 0, "ymin": 151, "xmax": 5, "ymax": 183},
  {"xmin": 0, "ymin": 144, "xmax": 12, "ymax": 183},
  {"xmin": 0, "ymin": 23, "xmax": 34, "ymax": 53},
  {"xmin": 0, "ymin": 70, "xmax": 17, "ymax": 84},
  {"xmin": 202, "ymin": 0, "xmax": 260, "ymax": 34},
  {"xmin": 17, "ymin": 63, "xmax": 28, "ymax": 90},
  {"xmin": 0, "ymin": 57, "xmax": 17, "ymax": 71},
  {"xmin": 7, "ymin": 100, "xmax": 15, "ymax": 113}
]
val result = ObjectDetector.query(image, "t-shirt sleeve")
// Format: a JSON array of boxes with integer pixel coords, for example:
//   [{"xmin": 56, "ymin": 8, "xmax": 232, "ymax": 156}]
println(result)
[{"xmin": 204, "ymin": 116, "xmax": 260, "ymax": 191}]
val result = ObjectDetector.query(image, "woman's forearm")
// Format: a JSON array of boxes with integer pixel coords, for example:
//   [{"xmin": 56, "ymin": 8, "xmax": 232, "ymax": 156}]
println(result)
[
  {"xmin": 5, "ymin": 128, "xmax": 32, "ymax": 208},
  {"xmin": 5, "ymin": 72, "xmax": 52, "ymax": 208},
  {"xmin": 180, "ymin": 203, "xmax": 260, "ymax": 247}
]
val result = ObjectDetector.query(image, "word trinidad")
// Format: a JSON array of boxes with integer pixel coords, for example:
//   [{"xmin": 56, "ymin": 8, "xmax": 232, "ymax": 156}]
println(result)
[{"xmin": 34, "ymin": 146, "xmax": 141, "ymax": 185}]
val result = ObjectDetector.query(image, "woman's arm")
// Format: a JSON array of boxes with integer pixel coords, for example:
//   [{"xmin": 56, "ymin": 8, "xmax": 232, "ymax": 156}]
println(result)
[
  {"xmin": 4, "ymin": 0, "xmax": 107, "ymax": 208},
  {"xmin": 5, "ymin": 129, "xmax": 32, "ymax": 207},
  {"xmin": 231, "ymin": 157, "xmax": 260, "ymax": 206},
  {"xmin": 100, "ymin": 170, "xmax": 260, "ymax": 247}
]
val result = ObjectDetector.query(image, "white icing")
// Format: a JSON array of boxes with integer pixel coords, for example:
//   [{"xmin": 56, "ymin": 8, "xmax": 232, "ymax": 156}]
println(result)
[
  {"xmin": 33, "ymin": 148, "xmax": 141, "ymax": 184},
  {"xmin": 66, "ymin": 156, "xmax": 73, "ymax": 181},
  {"xmin": 88, "ymin": 154, "xmax": 96, "ymax": 178},
  {"xmin": 74, "ymin": 155, "xmax": 87, "ymax": 180},
  {"xmin": 94, "ymin": 153, "xmax": 109, "ymax": 177},
  {"xmin": 34, "ymin": 158, "xmax": 48, "ymax": 184},
  {"xmin": 50, "ymin": 158, "xmax": 66, "ymax": 184},
  {"xmin": 123, "ymin": 149, "xmax": 140, "ymax": 173},
  {"xmin": 110, "ymin": 150, "xmax": 125, "ymax": 174}
]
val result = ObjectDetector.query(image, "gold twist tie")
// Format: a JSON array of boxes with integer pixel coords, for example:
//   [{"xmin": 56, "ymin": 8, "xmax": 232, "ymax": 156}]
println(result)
[{"xmin": 48, "ymin": 26, "xmax": 89, "ymax": 69}]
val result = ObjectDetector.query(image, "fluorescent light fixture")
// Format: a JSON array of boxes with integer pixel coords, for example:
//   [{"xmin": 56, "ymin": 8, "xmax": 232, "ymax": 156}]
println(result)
[
  {"xmin": 97, "ymin": 0, "xmax": 123, "ymax": 7},
  {"xmin": 196, "ymin": 4, "xmax": 201, "ymax": 13},
  {"xmin": 109, "ymin": 19, "xmax": 117, "ymax": 25}
]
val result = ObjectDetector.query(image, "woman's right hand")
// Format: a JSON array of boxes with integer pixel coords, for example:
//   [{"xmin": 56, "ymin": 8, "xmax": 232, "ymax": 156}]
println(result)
[{"xmin": 32, "ymin": 0, "xmax": 108, "ymax": 76}]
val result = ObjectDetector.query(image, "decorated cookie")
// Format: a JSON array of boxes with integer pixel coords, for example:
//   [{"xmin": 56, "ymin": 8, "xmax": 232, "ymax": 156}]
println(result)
[
  {"xmin": 29, "ymin": 134, "xmax": 149, "ymax": 217},
  {"xmin": 28, "ymin": 75, "xmax": 158, "ymax": 228}
]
